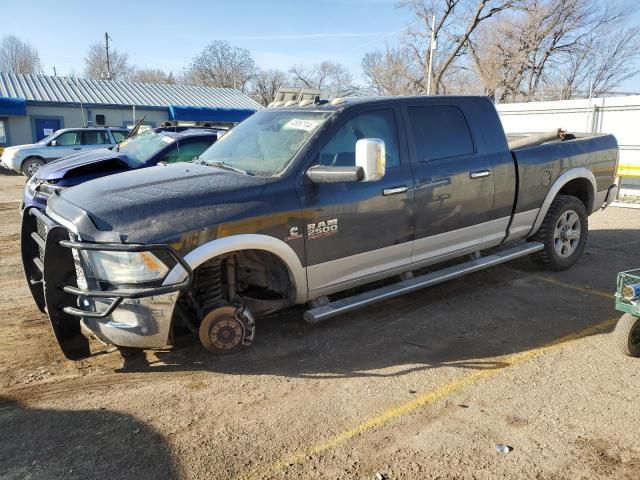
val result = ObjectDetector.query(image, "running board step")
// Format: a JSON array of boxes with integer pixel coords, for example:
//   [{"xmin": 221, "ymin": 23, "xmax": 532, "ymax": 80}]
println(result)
[{"xmin": 303, "ymin": 242, "xmax": 544, "ymax": 324}]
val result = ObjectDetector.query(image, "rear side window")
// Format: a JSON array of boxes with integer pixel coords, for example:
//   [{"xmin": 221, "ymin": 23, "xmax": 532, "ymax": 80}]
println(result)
[
  {"xmin": 408, "ymin": 105, "xmax": 474, "ymax": 162},
  {"xmin": 82, "ymin": 131, "xmax": 110, "ymax": 145}
]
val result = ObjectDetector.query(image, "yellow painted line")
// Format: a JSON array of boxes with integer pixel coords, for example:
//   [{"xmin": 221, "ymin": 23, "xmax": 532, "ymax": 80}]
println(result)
[
  {"xmin": 501, "ymin": 267, "xmax": 614, "ymax": 299},
  {"xmin": 237, "ymin": 317, "xmax": 617, "ymax": 480},
  {"xmin": 528, "ymin": 274, "xmax": 614, "ymax": 299}
]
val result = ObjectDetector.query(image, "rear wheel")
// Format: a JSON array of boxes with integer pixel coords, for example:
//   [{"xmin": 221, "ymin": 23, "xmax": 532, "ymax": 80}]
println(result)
[
  {"xmin": 21, "ymin": 157, "xmax": 45, "ymax": 177},
  {"xmin": 613, "ymin": 313, "xmax": 640, "ymax": 357},
  {"xmin": 531, "ymin": 195, "xmax": 588, "ymax": 271}
]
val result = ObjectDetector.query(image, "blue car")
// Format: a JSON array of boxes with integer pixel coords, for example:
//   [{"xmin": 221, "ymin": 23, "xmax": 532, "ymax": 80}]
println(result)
[{"xmin": 23, "ymin": 126, "xmax": 223, "ymax": 210}]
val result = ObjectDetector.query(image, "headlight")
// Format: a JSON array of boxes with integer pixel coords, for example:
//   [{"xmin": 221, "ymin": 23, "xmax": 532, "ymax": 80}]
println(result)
[
  {"xmin": 1, "ymin": 149, "xmax": 17, "ymax": 161},
  {"xmin": 26, "ymin": 176, "xmax": 39, "ymax": 196},
  {"xmin": 86, "ymin": 250, "xmax": 170, "ymax": 285},
  {"xmin": 39, "ymin": 182, "xmax": 64, "ymax": 197}
]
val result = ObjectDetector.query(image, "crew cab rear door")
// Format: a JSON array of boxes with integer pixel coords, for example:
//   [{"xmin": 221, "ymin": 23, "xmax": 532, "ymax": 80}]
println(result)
[
  {"xmin": 404, "ymin": 100, "xmax": 500, "ymax": 265},
  {"xmin": 298, "ymin": 106, "xmax": 415, "ymax": 296}
]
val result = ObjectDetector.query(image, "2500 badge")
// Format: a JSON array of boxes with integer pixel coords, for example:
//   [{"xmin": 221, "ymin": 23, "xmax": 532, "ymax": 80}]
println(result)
[{"xmin": 307, "ymin": 219, "xmax": 338, "ymax": 239}]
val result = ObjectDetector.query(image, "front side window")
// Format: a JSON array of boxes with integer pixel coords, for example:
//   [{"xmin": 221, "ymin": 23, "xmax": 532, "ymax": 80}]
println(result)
[
  {"xmin": 199, "ymin": 109, "xmax": 332, "ymax": 176},
  {"xmin": 318, "ymin": 109, "xmax": 400, "ymax": 169},
  {"xmin": 0, "ymin": 120, "xmax": 6, "ymax": 144},
  {"xmin": 54, "ymin": 131, "xmax": 81, "ymax": 146},
  {"xmin": 408, "ymin": 105, "xmax": 474, "ymax": 162},
  {"xmin": 82, "ymin": 131, "xmax": 110, "ymax": 145}
]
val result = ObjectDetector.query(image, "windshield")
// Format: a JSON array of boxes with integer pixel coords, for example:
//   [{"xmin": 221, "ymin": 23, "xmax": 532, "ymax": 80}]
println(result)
[
  {"xmin": 118, "ymin": 130, "xmax": 175, "ymax": 166},
  {"xmin": 198, "ymin": 109, "xmax": 332, "ymax": 176}
]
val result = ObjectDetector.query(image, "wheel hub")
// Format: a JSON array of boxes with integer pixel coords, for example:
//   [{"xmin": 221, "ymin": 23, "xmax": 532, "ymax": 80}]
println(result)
[
  {"xmin": 198, "ymin": 305, "xmax": 255, "ymax": 355},
  {"xmin": 554, "ymin": 210, "xmax": 581, "ymax": 258}
]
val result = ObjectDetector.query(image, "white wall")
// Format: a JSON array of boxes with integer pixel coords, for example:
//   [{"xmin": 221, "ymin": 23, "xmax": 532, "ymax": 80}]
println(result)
[{"xmin": 496, "ymin": 96, "xmax": 640, "ymax": 194}]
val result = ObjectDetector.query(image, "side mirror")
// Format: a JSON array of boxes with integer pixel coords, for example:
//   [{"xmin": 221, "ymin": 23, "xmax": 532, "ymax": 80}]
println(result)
[
  {"xmin": 50, "ymin": 140, "xmax": 58, "ymax": 147},
  {"xmin": 306, "ymin": 165, "xmax": 364, "ymax": 184},
  {"xmin": 355, "ymin": 138, "xmax": 385, "ymax": 181}
]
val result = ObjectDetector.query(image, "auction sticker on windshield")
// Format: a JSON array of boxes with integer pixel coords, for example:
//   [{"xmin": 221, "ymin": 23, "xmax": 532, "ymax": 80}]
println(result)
[
  {"xmin": 160, "ymin": 136, "xmax": 175, "ymax": 143},
  {"xmin": 283, "ymin": 119, "xmax": 319, "ymax": 132}
]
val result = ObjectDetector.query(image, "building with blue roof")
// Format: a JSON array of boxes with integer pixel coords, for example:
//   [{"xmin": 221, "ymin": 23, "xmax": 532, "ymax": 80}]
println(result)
[{"xmin": 0, "ymin": 73, "xmax": 261, "ymax": 149}]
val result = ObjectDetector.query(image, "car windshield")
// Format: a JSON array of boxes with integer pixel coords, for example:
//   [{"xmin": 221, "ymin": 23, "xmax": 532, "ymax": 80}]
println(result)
[
  {"xmin": 198, "ymin": 109, "xmax": 332, "ymax": 176},
  {"xmin": 117, "ymin": 130, "xmax": 176, "ymax": 166}
]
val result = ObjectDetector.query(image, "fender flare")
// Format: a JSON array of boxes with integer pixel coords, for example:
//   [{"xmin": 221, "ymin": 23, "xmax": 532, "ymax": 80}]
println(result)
[
  {"xmin": 527, "ymin": 167, "xmax": 597, "ymax": 237},
  {"xmin": 164, "ymin": 234, "xmax": 308, "ymax": 304}
]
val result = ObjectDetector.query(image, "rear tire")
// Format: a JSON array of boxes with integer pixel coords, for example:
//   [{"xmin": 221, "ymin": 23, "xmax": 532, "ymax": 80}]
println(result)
[
  {"xmin": 613, "ymin": 313, "xmax": 640, "ymax": 357},
  {"xmin": 21, "ymin": 157, "xmax": 45, "ymax": 178},
  {"xmin": 531, "ymin": 195, "xmax": 588, "ymax": 271}
]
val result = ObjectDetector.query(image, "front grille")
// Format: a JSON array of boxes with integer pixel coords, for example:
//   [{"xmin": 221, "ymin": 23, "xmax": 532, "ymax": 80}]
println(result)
[{"xmin": 35, "ymin": 216, "xmax": 47, "ymax": 262}]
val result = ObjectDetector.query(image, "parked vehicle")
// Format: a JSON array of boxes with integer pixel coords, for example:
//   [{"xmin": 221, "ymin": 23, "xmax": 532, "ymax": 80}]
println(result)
[
  {"xmin": 1, "ymin": 127, "xmax": 129, "ymax": 177},
  {"xmin": 21, "ymin": 96, "xmax": 619, "ymax": 360},
  {"xmin": 22, "ymin": 126, "xmax": 224, "ymax": 210}
]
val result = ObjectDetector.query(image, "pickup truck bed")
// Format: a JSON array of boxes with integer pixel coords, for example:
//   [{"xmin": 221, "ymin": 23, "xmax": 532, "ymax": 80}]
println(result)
[{"xmin": 21, "ymin": 95, "xmax": 619, "ymax": 359}]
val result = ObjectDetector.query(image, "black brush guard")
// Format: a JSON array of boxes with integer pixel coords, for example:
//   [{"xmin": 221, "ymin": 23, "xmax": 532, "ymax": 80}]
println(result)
[{"xmin": 21, "ymin": 207, "xmax": 193, "ymax": 360}]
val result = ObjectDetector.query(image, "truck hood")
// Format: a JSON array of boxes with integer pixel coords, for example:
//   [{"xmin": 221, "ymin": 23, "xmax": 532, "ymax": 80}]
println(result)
[
  {"xmin": 36, "ymin": 148, "xmax": 131, "ymax": 181},
  {"xmin": 50, "ymin": 162, "xmax": 268, "ymax": 244}
]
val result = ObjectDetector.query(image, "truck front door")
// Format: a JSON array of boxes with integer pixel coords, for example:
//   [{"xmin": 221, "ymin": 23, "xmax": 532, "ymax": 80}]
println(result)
[
  {"xmin": 404, "ymin": 101, "xmax": 501, "ymax": 266},
  {"xmin": 298, "ymin": 107, "xmax": 415, "ymax": 296}
]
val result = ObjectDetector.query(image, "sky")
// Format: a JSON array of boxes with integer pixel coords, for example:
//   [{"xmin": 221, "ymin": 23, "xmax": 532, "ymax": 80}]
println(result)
[{"xmin": 2, "ymin": 0, "xmax": 640, "ymax": 92}]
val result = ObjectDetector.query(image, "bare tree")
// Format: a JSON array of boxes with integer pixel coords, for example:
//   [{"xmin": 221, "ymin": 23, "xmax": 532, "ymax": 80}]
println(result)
[
  {"xmin": 361, "ymin": 47, "xmax": 423, "ymax": 96},
  {"xmin": 186, "ymin": 41, "xmax": 255, "ymax": 92},
  {"xmin": 0, "ymin": 35, "xmax": 43, "ymax": 74},
  {"xmin": 398, "ymin": 0, "xmax": 521, "ymax": 93},
  {"xmin": 289, "ymin": 60, "xmax": 357, "ymax": 97},
  {"xmin": 132, "ymin": 68, "xmax": 176, "ymax": 84},
  {"xmin": 469, "ymin": 0, "xmax": 639, "ymax": 101},
  {"xmin": 251, "ymin": 69, "xmax": 289, "ymax": 106},
  {"xmin": 84, "ymin": 42, "xmax": 133, "ymax": 81},
  {"xmin": 555, "ymin": 25, "xmax": 640, "ymax": 98}
]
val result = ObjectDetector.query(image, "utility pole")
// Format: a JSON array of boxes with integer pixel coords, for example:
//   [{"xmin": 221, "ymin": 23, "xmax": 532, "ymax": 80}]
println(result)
[
  {"xmin": 52, "ymin": 66, "xmax": 57, "ymax": 77},
  {"xmin": 426, "ymin": 14, "xmax": 436, "ymax": 95},
  {"xmin": 105, "ymin": 32, "xmax": 111, "ymax": 80}
]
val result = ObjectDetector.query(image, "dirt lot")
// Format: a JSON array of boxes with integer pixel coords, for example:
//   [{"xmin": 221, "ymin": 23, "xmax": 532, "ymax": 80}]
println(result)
[{"xmin": 1, "ymin": 170, "xmax": 639, "ymax": 479}]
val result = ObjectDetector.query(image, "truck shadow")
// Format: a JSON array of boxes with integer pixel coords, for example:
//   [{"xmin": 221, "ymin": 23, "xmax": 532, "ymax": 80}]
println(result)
[{"xmin": 0, "ymin": 396, "xmax": 181, "ymax": 480}]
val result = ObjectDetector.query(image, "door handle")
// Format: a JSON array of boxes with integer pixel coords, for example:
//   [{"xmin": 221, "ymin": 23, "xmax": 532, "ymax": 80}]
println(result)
[
  {"xmin": 470, "ymin": 170, "xmax": 491, "ymax": 179},
  {"xmin": 73, "ymin": 147, "xmax": 81, "ymax": 150},
  {"xmin": 382, "ymin": 185, "xmax": 408, "ymax": 196}
]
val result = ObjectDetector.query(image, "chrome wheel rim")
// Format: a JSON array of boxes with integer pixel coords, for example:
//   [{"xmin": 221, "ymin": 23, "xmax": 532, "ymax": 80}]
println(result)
[{"xmin": 554, "ymin": 209, "xmax": 581, "ymax": 258}]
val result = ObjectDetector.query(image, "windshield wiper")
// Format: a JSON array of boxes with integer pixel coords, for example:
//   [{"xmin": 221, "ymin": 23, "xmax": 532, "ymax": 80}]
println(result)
[{"xmin": 202, "ymin": 160, "xmax": 251, "ymax": 176}]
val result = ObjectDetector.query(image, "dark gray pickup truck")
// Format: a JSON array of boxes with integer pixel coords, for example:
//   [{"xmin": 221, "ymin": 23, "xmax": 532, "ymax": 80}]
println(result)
[{"xmin": 21, "ymin": 96, "xmax": 619, "ymax": 359}]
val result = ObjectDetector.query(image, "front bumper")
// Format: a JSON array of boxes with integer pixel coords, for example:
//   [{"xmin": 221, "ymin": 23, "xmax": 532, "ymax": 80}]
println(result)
[{"xmin": 21, "ymin": 207, "xmax": 193, "ymax": 359}]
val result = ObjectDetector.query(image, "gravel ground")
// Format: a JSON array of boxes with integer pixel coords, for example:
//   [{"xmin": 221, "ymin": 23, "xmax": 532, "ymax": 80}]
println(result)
[{"xmin": 0, "ymin": 170, "xmax": 639, "ymax": 480}]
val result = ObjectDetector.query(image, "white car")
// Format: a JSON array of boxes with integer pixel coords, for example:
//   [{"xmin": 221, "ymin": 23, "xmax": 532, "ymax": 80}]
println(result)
[{"xmin": 0, "ymin": 127, "xmax": 128, "ymax": 177}]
